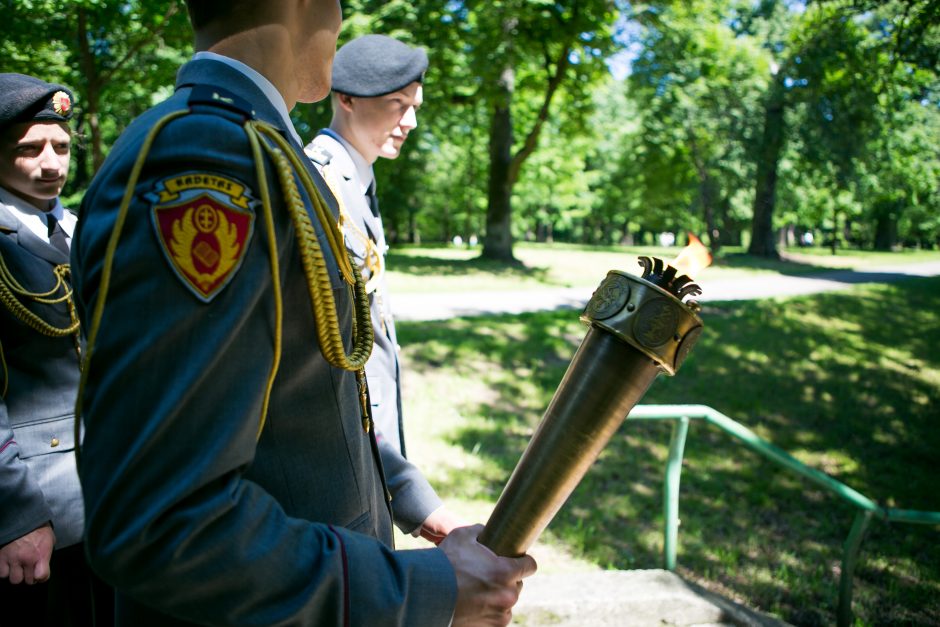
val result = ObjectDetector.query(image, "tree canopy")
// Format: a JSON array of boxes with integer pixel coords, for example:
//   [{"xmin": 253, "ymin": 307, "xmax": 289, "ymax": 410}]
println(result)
[{"xmin": 2, "ymin": 0, "xmax": 937, "ymax": 255}]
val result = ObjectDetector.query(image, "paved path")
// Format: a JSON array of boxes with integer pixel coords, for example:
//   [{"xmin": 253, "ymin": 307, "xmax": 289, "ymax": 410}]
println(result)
[
  {"xmin": 392, "ymin": 260, "xmax": 940, "ymax": 321},
  {"xmin": 512, "ymin": 570, "xmax": 788, "ymax": 626}
]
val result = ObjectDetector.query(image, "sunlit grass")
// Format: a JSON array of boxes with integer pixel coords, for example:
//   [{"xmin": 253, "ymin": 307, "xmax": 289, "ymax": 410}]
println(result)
[
  {"xmin": 395, "ymin": 275, "xmax": 940, "ymax": 625},
  {"xmin": 386, "ymin": 242, "xmax": 940, "ymax": 293}
]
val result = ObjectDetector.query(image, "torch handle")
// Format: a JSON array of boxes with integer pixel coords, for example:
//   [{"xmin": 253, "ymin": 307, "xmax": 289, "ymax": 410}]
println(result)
[{"xmin": 478, "ymin": 328, "xmax": 660, "ymax": 557}]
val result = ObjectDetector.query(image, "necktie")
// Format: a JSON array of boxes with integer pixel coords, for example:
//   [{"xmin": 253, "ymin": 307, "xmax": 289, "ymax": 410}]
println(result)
[
  {"xmin": 46, "ymin": 214, "xmax": 70, "ymax": 256},
  {"xmin": 365, "ymin": 181, "xmax": 380, "ymax": 218}
]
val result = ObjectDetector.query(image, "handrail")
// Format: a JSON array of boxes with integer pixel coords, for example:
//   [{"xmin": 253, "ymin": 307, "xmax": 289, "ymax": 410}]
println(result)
[{"xmin": 625, "ymin": 404, "xmax": 940, "ymax": 627}]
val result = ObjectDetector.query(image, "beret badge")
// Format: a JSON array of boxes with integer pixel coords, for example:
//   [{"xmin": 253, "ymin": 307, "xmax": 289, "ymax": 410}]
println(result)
[{"xmin": 52, "ymin": 91, "xmax": 71, "ymax": 116}]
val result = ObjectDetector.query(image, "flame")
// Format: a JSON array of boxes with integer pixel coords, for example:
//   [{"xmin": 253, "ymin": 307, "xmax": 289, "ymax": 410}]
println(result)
[{"xmin": 671, "ymin": 233, "xmax": 712, "ymax": 279}]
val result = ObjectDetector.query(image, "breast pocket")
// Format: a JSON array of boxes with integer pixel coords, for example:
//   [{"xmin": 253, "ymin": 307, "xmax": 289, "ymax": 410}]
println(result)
[{"xmin": 14, "ymin": 415, "xmax": 76, "ymax": 459}]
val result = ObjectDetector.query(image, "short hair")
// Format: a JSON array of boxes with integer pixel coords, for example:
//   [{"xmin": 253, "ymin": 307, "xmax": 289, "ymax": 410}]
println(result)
[{"xmin": 184, "ymin": 0, "xmax": 264, "ymax": 31}]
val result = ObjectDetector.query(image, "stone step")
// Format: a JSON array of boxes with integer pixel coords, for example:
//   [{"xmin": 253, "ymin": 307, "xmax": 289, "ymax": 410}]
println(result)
[{"xmin": 512, "ymin": 570, "xmax": 790, "ymax": 627}]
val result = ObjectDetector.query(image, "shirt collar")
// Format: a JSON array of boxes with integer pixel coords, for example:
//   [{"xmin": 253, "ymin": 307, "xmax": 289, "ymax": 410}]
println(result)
[
  {"xmin": 320, "ymin": 128, "xmax": 374, "ymax": 195},
  {"xmin": 0, "ymin": 186, "xmax": 71, "ymax": 240},
  {"xmin": 193, "ymin": 51, "xmax": 303, "ymax": 147}
]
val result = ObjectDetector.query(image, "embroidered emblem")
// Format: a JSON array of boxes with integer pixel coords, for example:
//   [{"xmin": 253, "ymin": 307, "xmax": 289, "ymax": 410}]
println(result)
[
  {"xmin": 151, "ymin": 173, "xmax": 256, "ymax": 302},
  {"xmin": 52, "ymin": 91, "xmax": 71, "ymax": 116}
]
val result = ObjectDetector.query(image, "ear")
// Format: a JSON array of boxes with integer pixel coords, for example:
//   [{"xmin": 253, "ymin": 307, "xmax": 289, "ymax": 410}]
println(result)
[{"xmin": 335, "ymin": 92, "xmax": 356, "ymax": 113}]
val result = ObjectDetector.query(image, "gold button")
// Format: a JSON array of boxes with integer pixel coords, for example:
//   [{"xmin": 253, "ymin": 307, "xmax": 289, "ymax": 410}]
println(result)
[{"xmin": 50, "ymin": 438, "xmax": 60, "ymax": 448}]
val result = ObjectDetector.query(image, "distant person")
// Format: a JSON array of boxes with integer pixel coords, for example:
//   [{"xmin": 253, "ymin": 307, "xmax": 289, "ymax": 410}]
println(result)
[
  {"xmin": 0, "ymin": 73, "xmax": 112, "ymax": 627},
  {"xmin": 72, "ymin": 3, "xmax": 535, "ymax": 625},
  {"xmin": 306, "ymin": 34, "xmax": 424, "ymax": 456}
]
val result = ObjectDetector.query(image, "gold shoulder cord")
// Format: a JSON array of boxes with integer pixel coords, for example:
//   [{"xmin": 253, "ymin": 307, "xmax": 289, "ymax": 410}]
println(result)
[
  {"xmin": 0, "ymin": 252, "xmax": 81, "ymax": 397},
  {"xmin": 76, "ymin": 110, "xmax": 374, "ymax": 465},
  {"xmin": 319, "ymin": 164, "xmax": 385, "ymax": 295}
]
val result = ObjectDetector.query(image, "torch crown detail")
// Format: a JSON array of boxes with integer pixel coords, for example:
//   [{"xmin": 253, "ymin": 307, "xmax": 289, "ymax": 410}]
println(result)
[
  {"xmin": 638, "ymin": 256, "xmax": 703, "ymax": 304},
  {"xmin": 581, "ymin": 258, "xmax": 704, "ymax": 376}
]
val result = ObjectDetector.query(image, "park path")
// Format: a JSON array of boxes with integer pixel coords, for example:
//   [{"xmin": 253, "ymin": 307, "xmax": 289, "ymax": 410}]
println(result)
[{"xmin": 392, "ymin": 259, "xmax": 940, "ymax": 321}]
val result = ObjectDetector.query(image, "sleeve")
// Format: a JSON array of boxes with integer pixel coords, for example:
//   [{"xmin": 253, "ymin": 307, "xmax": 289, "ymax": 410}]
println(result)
[
  {"xmin": 72, "ymin": 108, "xmax": 456, "ymax": 626},
  {"xmin": 0, "ymin": 400, "xmax": 53, "ymax": 547},
  {"xmin": 380, "ymin": 439, "xmax": 445, "ymax": 534}
]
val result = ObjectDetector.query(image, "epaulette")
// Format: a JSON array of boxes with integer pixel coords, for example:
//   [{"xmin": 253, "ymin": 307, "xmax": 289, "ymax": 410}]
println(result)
[
  {"xmin": 187, "ymin": 85, "xmax": 255, "ymax": 120},
  {"xmin": 305, "ymin": 143, "xmax": 333, "ymax": 167}
]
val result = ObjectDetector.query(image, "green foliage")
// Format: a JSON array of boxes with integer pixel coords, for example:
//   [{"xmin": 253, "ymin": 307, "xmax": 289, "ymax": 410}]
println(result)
[{"xmin": 0, "ymin": 0, "xmax": 936, "ymax": 247}]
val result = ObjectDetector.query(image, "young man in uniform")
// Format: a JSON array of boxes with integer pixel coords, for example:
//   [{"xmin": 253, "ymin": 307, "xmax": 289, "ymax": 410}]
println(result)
[
  {"xmin": 73, "ymin": 2, "xmax": 535, "ymax": 625},
  {"xmin": 306, "ymin": 34, "xmax": 424, "ymax": 458},
  {"xmin": 0, "ymin": 73, "xmax": 112, "ymax": 627}
]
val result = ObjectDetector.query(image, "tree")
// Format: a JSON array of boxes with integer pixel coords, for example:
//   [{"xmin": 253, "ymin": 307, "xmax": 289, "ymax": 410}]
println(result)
[
  {"xmin": 628, "ymin": 0, "xmax": 769, "ymax": 252},
  {"xmin": 0, "ymin": 1, "xmax": 192, "ymax": 192}
]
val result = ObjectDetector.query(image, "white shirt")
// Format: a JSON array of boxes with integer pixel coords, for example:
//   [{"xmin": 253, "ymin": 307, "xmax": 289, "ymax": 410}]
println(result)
[
  {"xmin": 193, "ymin": 51, "xmax": 304, "ymax": 147},
  {"xmin": 0, "ymin": 186, "xmax": 75, "ymax": 244},
  {"xmin": 318, "ymin": 128, "xmax": 374, "ymax": 196}
]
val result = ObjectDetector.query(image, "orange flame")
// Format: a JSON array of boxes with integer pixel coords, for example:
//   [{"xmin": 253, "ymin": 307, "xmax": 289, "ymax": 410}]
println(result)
[{"xmin": 671, "ymin": 233, "xmax": 712, "ymax": 279}]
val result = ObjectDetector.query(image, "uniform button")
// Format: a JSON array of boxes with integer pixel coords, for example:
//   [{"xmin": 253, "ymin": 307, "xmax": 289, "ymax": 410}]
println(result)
[{"xmin": 50, "ymin": 438, "xmax": 60, "ymax": 447}]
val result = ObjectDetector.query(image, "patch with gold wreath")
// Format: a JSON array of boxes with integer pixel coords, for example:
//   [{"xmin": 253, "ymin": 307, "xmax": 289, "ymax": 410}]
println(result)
[{"xmin": 150, "ymin": 172, "xmax": 256, "ymax": 302}]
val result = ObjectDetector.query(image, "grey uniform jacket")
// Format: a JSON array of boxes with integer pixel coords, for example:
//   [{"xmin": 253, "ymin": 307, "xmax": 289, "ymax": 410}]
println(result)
[
  {"xmin": 306, "ymin": 132, "xmax": 405, "ymax": 455},
  {"xmin": 0, "ymin": 199, "xmax": 83, "ymax": 550},
  {"xmin": 73, "ymin": 58, "xmax": 456, "ymax": 626}
]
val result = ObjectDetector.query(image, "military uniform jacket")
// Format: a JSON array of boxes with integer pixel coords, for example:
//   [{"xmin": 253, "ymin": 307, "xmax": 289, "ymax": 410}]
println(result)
[
  {"xmin": 0, "ymin": 194, "xmax": 83, "ymax": 550},
  {"xmin": 306, "ymin": 131, "xmax": 405, "ymax": 455},
  {"xmin": 73, "ymin": 58, "xmax": 456, "ymax": 626}
]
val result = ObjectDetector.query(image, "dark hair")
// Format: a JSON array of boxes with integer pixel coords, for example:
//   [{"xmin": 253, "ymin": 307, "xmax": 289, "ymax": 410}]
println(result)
[{"xmin": 184, "ymin": 0, "xmax": 260, "ymax": 30}]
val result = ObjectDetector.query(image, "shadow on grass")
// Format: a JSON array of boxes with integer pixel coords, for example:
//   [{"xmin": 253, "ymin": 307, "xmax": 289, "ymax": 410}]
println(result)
[
  {"xmin": 387, "ymin": 252, "xmax": 550, "ymax": 281},
  {"xmin": 398, "ymin": 276, "xmax": 940, "ymax": 626},
  {"xmin": 713, "ymin": 251, "xmax": 845, "ymax": 275}
]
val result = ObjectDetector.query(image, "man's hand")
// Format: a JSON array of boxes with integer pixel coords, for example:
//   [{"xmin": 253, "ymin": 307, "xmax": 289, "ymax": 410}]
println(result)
[
  {"xmin": 416, "ymin": 506, "xmax": 467, "ymax": 545},
  {"xmin": 0, "ymin": 523, "xmax": 55, "ymax": 584},
  {"xmin": 439, "ymin": 524, "xmax": 537, "ymax": 626}
]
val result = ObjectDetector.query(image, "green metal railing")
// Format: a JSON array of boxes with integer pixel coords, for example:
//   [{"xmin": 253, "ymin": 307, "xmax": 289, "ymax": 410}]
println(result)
[{"xmin": 626, "ymin": 404, "xmax": 940, "ymax": 627}]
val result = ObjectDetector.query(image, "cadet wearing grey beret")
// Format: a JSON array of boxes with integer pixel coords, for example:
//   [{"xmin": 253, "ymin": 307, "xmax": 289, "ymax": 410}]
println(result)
[
  {"xmin": 0, "ymin": 73, "xmax": 74, "ymax": 130},
  {"xmin": 331, "ymin": 34, "xmax": 428, "ymax": 97}
]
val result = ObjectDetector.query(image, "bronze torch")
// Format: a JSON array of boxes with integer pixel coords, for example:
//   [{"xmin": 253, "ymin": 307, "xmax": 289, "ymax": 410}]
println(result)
[{"xmin": 478, "ymin": 242, "xmax": 709, "ymax": 557}]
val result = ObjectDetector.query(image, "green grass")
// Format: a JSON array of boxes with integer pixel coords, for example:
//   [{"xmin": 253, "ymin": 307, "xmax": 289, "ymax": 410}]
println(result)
[
  {"xmin": 393, "ymin": 271, "xmax": 940, "ymax": 626},
  {"xmin": 386, "ymin": 242, "xmax": 940, "ymax": 293}
]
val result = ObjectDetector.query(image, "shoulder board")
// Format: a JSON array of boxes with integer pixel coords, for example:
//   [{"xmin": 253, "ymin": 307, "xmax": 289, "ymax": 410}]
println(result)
[
  {"xmin": 188, "ymin": 85, "xmax": 255, "ymax": 119},
  {"xmin": 305, "ymin": 143, "xmax": 333, "ymax": 167}
]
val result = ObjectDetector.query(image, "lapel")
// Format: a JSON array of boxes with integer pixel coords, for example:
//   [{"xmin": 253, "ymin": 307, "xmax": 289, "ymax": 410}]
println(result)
[
  {"xmin": 0, "ymin": 202, "xmax": 70, "ymax": 265},
  {"xmin": 314, "ymin": 132, "xmax": 386, "ymax": 248}
]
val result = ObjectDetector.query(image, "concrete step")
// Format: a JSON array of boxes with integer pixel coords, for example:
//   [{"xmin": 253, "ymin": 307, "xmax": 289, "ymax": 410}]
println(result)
[{"xmin": 512, "ymin": 570, "xmax": 790, "ymax": 627}]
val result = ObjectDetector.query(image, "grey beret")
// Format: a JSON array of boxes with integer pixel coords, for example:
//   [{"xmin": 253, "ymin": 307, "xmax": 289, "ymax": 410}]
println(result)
[
  {"xmin": 0, "ymin": 73, "xmax": 74, "ymax": 131},
  {"xmin": 332, "ymin": 35, "xmax": 428, "ymax": 97}
]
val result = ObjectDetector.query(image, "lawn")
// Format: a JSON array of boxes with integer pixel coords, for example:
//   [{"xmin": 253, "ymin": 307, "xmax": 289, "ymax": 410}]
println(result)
[
  {"xmin": 391, "ymin": 260, "xmax": 940, "ymax": 626},
  {"xmin": 386, "ymin": 242, "xmax": 940, "ymax": 293}
]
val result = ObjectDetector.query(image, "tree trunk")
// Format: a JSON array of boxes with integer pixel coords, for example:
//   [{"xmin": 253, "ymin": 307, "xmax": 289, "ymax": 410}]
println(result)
[
  {"xmin": 687, "ymin": 128, "xmax": 721, "ymax": 253},
  {"xmin": 748, "ymin": 76, "xmax": 786, "ymax": 259},
  {"xmin": 482, "ymin": 67, "xmax": 516, "ymax": 262},
  {"xmin": 76, "ymin": 9, "xmax": 105, "ymax": 172},
  {"xmin": 481, "ymin": 14, "xmax": 575, "ymax": 262},
  {"xmin": 873, "ymin": 202, "xmax": 897, "ymax": 251}
]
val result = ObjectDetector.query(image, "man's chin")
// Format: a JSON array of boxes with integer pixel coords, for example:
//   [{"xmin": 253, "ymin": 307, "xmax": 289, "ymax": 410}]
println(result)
[{"xmin": 379, "ymin": 145, "xmax": 402, "ymax": 160}]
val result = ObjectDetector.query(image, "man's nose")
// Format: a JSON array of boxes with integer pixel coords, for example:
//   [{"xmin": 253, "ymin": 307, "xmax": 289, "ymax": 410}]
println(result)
[
  {"xmin": 400, "ymin": 106, "xmax": 418, "ymax": 131},
  {"xmin": 38, "ymin": 143, "xmax": 61, "ymax": 171}
]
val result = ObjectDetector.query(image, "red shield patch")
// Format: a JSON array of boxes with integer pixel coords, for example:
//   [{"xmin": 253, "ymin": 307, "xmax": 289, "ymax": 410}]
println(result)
[{"xmin": 152, "ymin": 191, "xmax": 254, "ymax": 301}]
